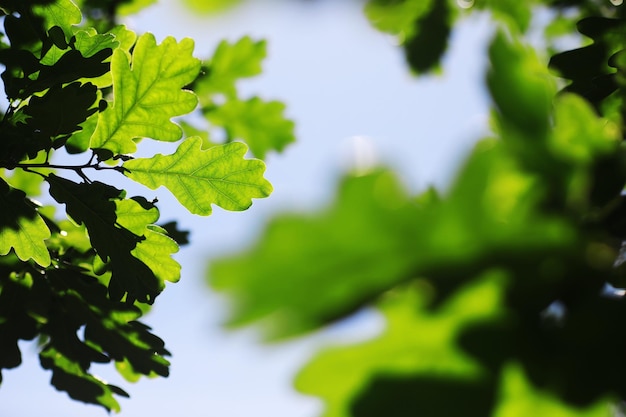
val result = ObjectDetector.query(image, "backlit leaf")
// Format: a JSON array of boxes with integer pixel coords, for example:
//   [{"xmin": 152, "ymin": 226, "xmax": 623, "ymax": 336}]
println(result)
[
  {"xmin": 115, "ymin": 199, "xmax": 180, "ymax": 284},
  {"xmin": 108, "ymin": 25, "xmax": 138, "ymax": 60},
  {"xmin": 33, "ymin": 0, "xmax": 81, "ymax": 36},
  {"xmin": 123, "ymin": 137, "xmax": 272, "ymax": 215},
  {"xmin": 46, "ymin": 175, "xmax": 162, "ymax": 303},
  {"xmin": 196, "ymin": 36, "xmax": 266, "ymax": 99},
  {"xmin": 90, "ymin": 33, "xmax": 201, "ymax": 156},
  {"xmin": 40, "ymin": 346, "xmax": 126, "ymax": 413},
  {"xmin": 117, "ymin": 0, "xmax": 157, "ymax": 15},
  {"xmin": 549, "ymin": 93, "xmax": 620, "ymax": 165},
  {"xmin": 182, "ymin": 0, "xmax": 243, "ymax": 14},
  {"xmin": 0, "ymin": 179, "xmax": 50, "ymax": 267},
  {"xmin": 206, "ymin": 97, "xmax": 295, "ymax": 158}
]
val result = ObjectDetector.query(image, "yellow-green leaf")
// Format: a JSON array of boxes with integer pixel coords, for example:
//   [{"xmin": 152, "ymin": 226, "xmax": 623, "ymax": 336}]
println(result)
[
  {"xmin": 207, "ymin": 97, "xmax": 295, "ymax": 158},
  {"xmin": 123, "ymin": 137, "xmax": 272, "ymax": 215},
  {"xmin": 0, "ymin": 179, "xmax": 50, "ymax": 267},
  {"xmin": 493, "ymin": 363, "xmax": 614, "ymax": 417},
  {"xmin": 115, "ymin": 199, "xmax": 181, "ymax": 284},
  {"xmin": 90, "ymin": 33, "xmax": 201, "ymax": 155}
]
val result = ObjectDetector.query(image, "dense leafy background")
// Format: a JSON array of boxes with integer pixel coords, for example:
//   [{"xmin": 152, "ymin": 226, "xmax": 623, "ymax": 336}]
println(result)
[{"xmin": 209, "ymin": 1, "xmax": 626, "ymax": 417}]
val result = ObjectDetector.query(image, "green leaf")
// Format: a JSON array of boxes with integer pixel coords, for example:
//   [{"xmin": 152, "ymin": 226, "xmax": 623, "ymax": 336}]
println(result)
[
  {"xmin": 549, "ymin": 94, "xmax": 620, "ymax": 165},
  {"xmin": 477, "ymin": 0, "xmax": 534, "ymax": 33},
  {"xmin": 46, "ymin": 175, "xmax": 163, "ymax": 303},
  {"xmin": 0, "ymin": 271, "xmax": 42, "ymax": 380},
  {"xmin": 492, "ymin": 364, "xmax": 614, "ymax": 417},
  {"xmin": 46, "ymin": 218, "xmax": 92, "ymax": 255},
  {"xmin": 180, "ymin": 120, "xmax": 214, "ymax": 148},
  {"xmin": 488, "ymin": 31, "xmax": 556, "ymax": 139},
  {"xmin": 0, "ymin": 179, "xmax": 50, "ymax": 267},
  {"xmin": 90, "ymin": 33, "xmax": 201, "ymax": 156},
  {"xmin": 40, "ymin": 30, "xmax": 118, "ymax": 69},
  {"xmin": 22, "ymin": 81, "xmax": 98, "ymax": 140},
  {"xmin": 210, "ymin": 169, "xmax": 420, "ymax": 337},
  {"xmin": 196, "ymin": 36, "xmax": 266, "ymax": 99},
  {"xmin": 364, "ymin": 0, "xmax": 433, "ymax": 37},
  {"xmin": 296, "ymin": 272, "xmax": 507, "ymax": 417},
  {"xmin": 74, "ymin": 30, "xmax": 118, "ymax": 57},
  {"xmin": 33, "ymin": 0, "xmax": 82, "ymax": 36},
  {"xmin": 207, "ymin": 97, "xmax": 295, "ymax": 158},
  {"xmin": 117, "ymin": 0, "xmax": 157, "ymax": 15},
  {"xmin": 108, "ymin": 25, "xmax": 138, "ymax": 60},
  {"xmin": 40, "ymin": 346, "xmax": 126, "ymax": 413},
  {"xmin": 181, "ymin": 0, "xmax": 243, "ymax": 14},
  {"xmin": 210, "ymin": 141, "xmax": 576, "ymax": 339},
  {"xmin": 25, "ymin": 48, "xmax": 111, "ymax": 98},
  {"xmin": 2, "ymin": 151, "xmax": 49, "ymax": 196},
  {"xmin": 403, "ymin": 0, "xmax": 451, "ymax": 74},
  {"xmin": 74, "ymin": 27, "xmax": 136, "ymax": 88},
  {"xmin": 115, "ymin": 198, "xmax": 180, "ymax": 284},
  {"xmin": 64, "ymin": 96, "xmax": 100, "ymax": 154},
  {"xmin": 123, "ymin": 137, "xmax": 272, "ymax": 215}
]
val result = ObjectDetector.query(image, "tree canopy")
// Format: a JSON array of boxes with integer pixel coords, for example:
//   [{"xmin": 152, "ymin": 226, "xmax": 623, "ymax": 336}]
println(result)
[{"xmin": 2, "ymin": 0, "xmax": 626, "ymax": 416}]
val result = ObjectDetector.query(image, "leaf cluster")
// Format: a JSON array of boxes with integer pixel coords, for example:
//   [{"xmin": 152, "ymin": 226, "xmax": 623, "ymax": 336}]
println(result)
[
  {"xmin": 210, "ymin": 1, "xmax": 626, "ymax": 417},
  {"xmin": 0, "ymin": 0, "xmax": 292, "ymax": 411}
]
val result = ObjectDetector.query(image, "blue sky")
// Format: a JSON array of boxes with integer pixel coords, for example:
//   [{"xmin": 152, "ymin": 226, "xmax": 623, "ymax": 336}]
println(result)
[{"xmin": 0, "ymin": 1, "xmax": 492, "ymax": 416}]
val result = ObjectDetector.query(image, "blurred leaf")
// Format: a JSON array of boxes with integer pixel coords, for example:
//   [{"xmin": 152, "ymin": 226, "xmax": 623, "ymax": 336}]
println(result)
[
  {"xmin": 206, "ymin": 97, "xmax": 295, "ymax": 158},
  {"xmin": 196, "ymin": 36, "xmax": 266, "ymax": 100},
  {"xmin": 364, "ymin": 0, "xmax": 433, "ymax": 37},
  {"xmin": 90, "ymin": 33, "xmax": 201, "ymax": 156},
  {"xmin": 488, "ymin": 31, "xmax": 556, "ymax": 139},
  {"xmin": 492, "ymin": 363, "xmax": 614, "ymax": 417},
  {"xmin": 181, "ymin": 0, "xmax": 242, "ymax": 14},
  {"xmin": 403, "ymin": 0, "xmax": 451, "ymax": 73},
  {"xmin": 549, "ymin": 17, "xmax": 626, "ymax": 107},
  {"xmin": 117, "ymin": 0, "xmax": 157, "ymax": 15},
  {"xmin": 123, "ymin": 137, "xmax": 272, "ymax": 215},
  {"xmin": 210, "ymin": 169, "xmax": 422, "ymax": 338},
  {"xmin": 549, "ymin": 93, "xmax": 620, "ymax": 166},
  {"xmin": 180, "ymin": 120, "xmax": 214, "ymax": 148},
  {"xmin": 365, "ymin": 0, "xmax": 452, "ymax": 73},
  {"xmin": 478, "ymin": 0, "xmax": 534, "ymax": 33},
  {"xmin": 296, "ymin": 272, "xmax": 507, "ymax": 417},
  {"xmin": 210, "ymin": 138, "xmax": 576, "ymax": 338}
]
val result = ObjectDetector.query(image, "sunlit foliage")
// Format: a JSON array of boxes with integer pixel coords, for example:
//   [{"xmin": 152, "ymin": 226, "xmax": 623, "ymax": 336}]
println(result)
[{"xmin": 0, "ymin": 0, "xmax": 293, "ymax": 411}]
